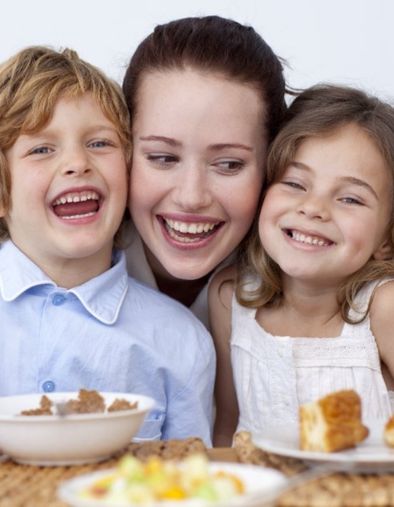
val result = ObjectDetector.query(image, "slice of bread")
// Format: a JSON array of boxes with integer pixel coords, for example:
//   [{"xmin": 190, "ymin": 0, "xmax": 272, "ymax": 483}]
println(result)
[
  {"xmin": 384, "ymin": 416, "xmax": 394, "ymax": 447},
  {"xmin": 299, "ymin": 390, "xmax": 369, "ymax": 452}
]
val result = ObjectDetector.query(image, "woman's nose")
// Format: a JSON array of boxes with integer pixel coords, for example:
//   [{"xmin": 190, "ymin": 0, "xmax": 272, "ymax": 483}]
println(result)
[{"xmin": 172, "ymin": 165, "xmax": 212, "ymax": 211}]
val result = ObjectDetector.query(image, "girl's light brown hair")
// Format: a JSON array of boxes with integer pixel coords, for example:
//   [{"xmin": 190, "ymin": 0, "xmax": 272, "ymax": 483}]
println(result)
[
  {"xmin": 237, "ymin": 84, "xmax": 394, "ymax": 323},
  {"xmin": 0, "ymin": 45, "xmax": 131, "ymax": 242}
]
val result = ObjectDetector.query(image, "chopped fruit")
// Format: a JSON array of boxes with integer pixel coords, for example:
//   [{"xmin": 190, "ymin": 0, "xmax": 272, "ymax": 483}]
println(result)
[{"xmin": 82, "ymin": 454, "xmax": 245, "ymax": 504}]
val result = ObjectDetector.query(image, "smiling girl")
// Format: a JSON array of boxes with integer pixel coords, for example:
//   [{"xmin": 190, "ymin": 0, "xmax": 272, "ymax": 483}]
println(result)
[{"xmin": 209, "ymin": 84, "xmax": 394, "ymax": 445}]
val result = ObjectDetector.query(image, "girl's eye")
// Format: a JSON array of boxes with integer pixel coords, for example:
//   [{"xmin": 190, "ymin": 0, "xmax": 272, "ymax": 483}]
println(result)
[
  {"xmin": 214, "ymin": 160, "xmax": 245, "ymax": 174},
  {"xmin": 281, "ymin": 180, "xmax": 305, "ymax": 190},
  {"xmin": 146, "ymin": 154, "xmax": 179, "ymax": 166},
  {"xmin": 339, "ymin": 196, "xmax": 363, "ymax": 205}
]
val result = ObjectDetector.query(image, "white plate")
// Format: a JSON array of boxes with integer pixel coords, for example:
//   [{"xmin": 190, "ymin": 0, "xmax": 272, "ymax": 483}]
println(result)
[
  {"xmin": 58, "ymin": 462, "xmax": 287, "ymax": 507},
  {"xmin": 253, "ymin": 422, "xmax": 394, "ymax": 472}
]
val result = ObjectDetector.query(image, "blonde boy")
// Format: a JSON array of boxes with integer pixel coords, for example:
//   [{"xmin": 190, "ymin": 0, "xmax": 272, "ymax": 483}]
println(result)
[{"xmin": 0, "ymin": 47, "xmax": 215, "ymax": 444}]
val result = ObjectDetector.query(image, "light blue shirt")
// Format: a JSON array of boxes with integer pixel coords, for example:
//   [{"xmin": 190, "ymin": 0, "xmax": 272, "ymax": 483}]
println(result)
[{"xmin": 0, "ymin": 241, "xmax": 215, "ymax": 445}]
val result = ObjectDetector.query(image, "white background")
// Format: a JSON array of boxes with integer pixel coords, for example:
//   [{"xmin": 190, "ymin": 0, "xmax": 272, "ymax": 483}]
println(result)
[{"xmin": 1, "ymin": 0, "xmax": 393, "ymax": 101}]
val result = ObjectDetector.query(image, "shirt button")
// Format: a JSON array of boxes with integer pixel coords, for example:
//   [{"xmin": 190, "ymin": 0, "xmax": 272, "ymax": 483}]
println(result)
[
  {"xmin": 52, "ymin": 294, "xmax": 65, "ymax": 306},
  {"xmin": 42, "ymin": 380, "xmax": 55, "ymax": 392}
]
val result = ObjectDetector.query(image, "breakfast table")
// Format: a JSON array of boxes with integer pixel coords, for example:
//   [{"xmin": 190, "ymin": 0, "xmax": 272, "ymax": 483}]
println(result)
[{"xmin": 1, "ymin": 433, "xmax": 394, "ymax": 507}]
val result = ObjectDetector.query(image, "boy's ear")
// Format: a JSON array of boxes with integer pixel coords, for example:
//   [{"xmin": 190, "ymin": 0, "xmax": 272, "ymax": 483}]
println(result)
[
  {"xmin": 0, "ymin": 196, "xmax": 7, "ymax": 218},
  {"xmin": 373, "ymin": 238, "xmax": 393, "ymax": 260},
  {"xmin": 0, "ymin": 202, "xmax": 6, "ymax": 218}
]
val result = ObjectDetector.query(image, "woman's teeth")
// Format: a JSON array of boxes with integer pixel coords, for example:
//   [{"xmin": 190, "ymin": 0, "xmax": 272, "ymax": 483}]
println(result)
[
  {"xmin": 163, "ymin": 218, "xmax": 218, "ymax": 243},
  {"xmin": 165, "ymin": 218, "xmax": 216, "ymax": 234}
]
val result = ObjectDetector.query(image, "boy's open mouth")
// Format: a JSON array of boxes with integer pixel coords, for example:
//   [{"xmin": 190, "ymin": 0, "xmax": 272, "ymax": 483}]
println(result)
[{"xmin": 52, "ymin": 190, "xmax": 101, "ymax": 220}]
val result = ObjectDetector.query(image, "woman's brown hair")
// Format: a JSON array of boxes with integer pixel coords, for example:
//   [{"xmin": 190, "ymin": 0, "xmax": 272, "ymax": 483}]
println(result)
[{"xmin": 122, "ymin": 15, "xmax": 287, "ymax": 145}]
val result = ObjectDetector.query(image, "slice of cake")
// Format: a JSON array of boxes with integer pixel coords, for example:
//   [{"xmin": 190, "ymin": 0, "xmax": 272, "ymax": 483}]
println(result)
[
  {"xmin": 384, "ymin": 416, "xmax": 394, "ymax": 447},
  {"xmin": 299, "ymin": 390, "xmax": 369, "ymax": 452}
]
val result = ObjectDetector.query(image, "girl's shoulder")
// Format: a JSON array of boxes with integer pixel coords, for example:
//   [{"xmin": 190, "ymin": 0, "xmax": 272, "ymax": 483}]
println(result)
[
  {"xmin": 208, "ymin": 265, "xmax": 236, "ymax": 312},
  {"xmin": 368, "ymin": 278, "xmax": 394, "ymax": 344},
  {"xmin": 369, "ymin": 279, "xmax": 394, "ymax": 382},
  {"xmin": 370, "ymin": 278, "xmax": 394, "ymax": 321}
]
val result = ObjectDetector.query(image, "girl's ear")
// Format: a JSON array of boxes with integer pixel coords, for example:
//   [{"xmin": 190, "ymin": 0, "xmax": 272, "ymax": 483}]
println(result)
[{"xmin": 373, "ymin": 239, "xmax": 393, "ymax": 260}]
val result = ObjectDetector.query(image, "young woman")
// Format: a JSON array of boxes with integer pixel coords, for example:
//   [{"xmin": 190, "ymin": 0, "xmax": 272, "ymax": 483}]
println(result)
[{"xmin": 122, "ymin": 15, "xmax": 287, "ymax": 328}]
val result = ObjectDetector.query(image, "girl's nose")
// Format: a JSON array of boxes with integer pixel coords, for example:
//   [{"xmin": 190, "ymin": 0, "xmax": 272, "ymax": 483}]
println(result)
[
  {"xmin": 172, "ymin": 164, "xmax": 212, "ymax": 211},
  {"xmin": 297, "ymin": 195, "xmax": 330, "ymax": 221}
]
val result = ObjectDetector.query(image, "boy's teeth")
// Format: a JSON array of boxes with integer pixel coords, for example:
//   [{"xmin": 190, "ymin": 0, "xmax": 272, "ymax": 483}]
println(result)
[
  {"xmin": 53, "ymin": 191, "xmax": 99, "ymax": 206},
  {"xmin": 291, "ymin": 230, "xmax": 330, "ymax": 246},
  {"xmin": 62, "ymin": 212, "xmax": 96, "ymax": 220},
  {"xmin": 165, "ymin": 218, "xmax": 216, "ymax": 234}
]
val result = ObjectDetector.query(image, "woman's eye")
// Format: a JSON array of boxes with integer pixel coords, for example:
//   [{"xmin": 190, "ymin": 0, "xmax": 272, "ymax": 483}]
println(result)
[
  {"xmin": 215, "ymin": 160, "xmax": 244, "ymax": 174},
  {"xmin": 146, "ymin": 154, "xmax": 179, "ymax": 165}
]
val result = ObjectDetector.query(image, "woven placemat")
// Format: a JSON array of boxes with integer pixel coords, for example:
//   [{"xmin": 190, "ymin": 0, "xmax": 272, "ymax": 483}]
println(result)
[
  {"xmin": 0, "ymin": 438, "xmax": 207, "ymax": 507},
  {"xmin": 233, "ymin": 431, "xmax": 394, "ymax": 507},
  {"xmin": 4, "ymin": 434, "xmax": 394, "ymax": 507}
]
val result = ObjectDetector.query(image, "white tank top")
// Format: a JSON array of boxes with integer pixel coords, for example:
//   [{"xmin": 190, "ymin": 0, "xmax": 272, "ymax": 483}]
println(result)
[{"xmin": 231, "ymin": 278, "xmax": 393, "ymax": 434}]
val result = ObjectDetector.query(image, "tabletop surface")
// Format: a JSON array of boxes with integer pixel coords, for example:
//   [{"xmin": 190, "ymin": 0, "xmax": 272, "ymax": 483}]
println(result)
[{"xmin": 1, "ymin": 434, "xmax": 394, "ymax": 507}]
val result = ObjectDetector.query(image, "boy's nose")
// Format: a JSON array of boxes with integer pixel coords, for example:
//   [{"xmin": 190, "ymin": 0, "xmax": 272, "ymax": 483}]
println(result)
[{"xmin": 61, "ymin": 149, "xmax": 91, "ymax": 176}]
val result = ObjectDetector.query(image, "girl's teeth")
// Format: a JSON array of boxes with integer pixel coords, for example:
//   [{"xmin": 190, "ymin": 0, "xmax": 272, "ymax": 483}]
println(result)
[{"xmin": 291, "ymin": 230, "xmax": 330, "ymax": 246}]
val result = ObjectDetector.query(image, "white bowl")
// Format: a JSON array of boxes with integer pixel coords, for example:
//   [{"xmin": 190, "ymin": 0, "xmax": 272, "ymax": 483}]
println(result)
[
  {"xmin": 58, "ymin": 461, "xmax": 287, "ymax": 507},
  {"xmin": 0, "ymin": 392, "xmax": 155, "ymax": 466}
]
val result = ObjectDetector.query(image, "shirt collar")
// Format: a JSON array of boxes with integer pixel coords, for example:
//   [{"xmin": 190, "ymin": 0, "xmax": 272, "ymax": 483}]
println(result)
[{"xmin": 0, "ymin": 241, "xmax": 129, "ymax": 324}]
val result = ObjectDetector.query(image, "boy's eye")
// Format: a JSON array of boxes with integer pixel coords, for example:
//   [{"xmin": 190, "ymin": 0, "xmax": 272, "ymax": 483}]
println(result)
[
  {"xmin": 28, "ymin": 146, "xmax": 53, "ymax": 155},
  {"xmin": 88, "ymin": 139, "xmax": 114, "ymax": 149}
]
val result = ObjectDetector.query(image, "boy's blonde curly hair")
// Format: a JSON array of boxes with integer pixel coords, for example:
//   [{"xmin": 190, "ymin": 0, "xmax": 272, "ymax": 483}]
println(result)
[{"xmin": 0, "ymin": 46, "xmax": 132, "ymax": 245}]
